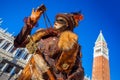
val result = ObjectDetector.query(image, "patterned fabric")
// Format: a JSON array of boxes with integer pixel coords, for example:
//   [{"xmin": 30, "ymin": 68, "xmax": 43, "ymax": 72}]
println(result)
[{"xmin": 38, "ymin": 36, "xmax": 59, "ymax": 58}]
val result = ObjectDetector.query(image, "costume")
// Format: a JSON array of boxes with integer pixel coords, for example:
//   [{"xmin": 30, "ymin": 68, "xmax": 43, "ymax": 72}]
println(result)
[{"xmin": 14, "ymin": 4, "xmax": 84, "ymax": 80}]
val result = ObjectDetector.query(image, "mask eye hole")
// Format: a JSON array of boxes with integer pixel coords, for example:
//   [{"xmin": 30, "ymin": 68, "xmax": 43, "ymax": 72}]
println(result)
[
  {"xmin": 56, "ymin": 19, "xmax": 66, "ymax": 24},
  {"xmin": 55, "ymin": 17, "xmax": 67, "ymax": 24}
]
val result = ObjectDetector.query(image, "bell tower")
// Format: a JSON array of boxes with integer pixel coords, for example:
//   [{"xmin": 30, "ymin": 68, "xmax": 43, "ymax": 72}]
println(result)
[{"xmin": 92, "ymin": 31, "xmax": 110, "ymax": 80}]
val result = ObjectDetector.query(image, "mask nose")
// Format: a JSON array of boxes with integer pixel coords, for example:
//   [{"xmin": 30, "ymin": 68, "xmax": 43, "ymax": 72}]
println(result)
[{"xmin": 54, "ymin": 22, "xmax": 58, "ymax": 27}]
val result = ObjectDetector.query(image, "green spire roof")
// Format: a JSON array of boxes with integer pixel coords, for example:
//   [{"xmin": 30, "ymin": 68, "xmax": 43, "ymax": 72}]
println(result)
[{"xmin": 96, "ymin": 30, "xmax": 106, "ymax": 43}]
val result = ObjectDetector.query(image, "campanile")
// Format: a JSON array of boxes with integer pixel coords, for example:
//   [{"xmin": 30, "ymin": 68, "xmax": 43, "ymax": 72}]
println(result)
[{"xmin": 92, "ymin": 31, "xmax": 110, "ymax": 80}]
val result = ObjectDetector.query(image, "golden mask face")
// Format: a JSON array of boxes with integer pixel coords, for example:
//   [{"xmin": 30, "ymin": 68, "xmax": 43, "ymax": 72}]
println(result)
[{"xmin": 54, "ymin": 17, "xmax": 68, "ymax": 29}]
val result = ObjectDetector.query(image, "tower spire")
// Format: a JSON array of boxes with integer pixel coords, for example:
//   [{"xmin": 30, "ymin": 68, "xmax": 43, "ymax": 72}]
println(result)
[
  {"xmin": 92, "ymin": 30, "xmax": 110, "ymax": 80},
  {"xmin": 96, "ymin": 30, "xmax": 106, "ymax": 43}
]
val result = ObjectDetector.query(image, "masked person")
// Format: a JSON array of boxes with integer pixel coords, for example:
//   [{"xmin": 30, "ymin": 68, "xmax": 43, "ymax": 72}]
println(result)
[{"xmin": 14, "ymin": 4, "xmax": 84, "ymax": 80}]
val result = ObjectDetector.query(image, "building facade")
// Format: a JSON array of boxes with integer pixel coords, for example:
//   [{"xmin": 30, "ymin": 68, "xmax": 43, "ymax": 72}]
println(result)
[
  {"xmin": 92, "ymin": 31, "xmax": 110, "ymax": 80},
  {"xmin": 0, "ymin": 27, "xmax": 32, "ymax": 80}
]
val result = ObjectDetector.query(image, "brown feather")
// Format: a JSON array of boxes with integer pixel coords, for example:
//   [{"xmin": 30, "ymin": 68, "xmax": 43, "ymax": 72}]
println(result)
[
  {"xmin": 58, "ymin": 31, "xmax": 78, "ymax": 51},
  {"xmin": 56, "ymin": 31, "xmax": 79, "ymax": 73}
]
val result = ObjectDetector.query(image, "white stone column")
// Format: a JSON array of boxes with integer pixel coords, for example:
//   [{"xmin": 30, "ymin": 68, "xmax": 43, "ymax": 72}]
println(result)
[
  {"xmin": 6, "ymin": 43, "xmax": 13, "ymax": 52},
  {"xmin": 8, "ymin": 45, "xmax": 14, "ymax": 52},
  {"xmin": 1, "ymin": 63, "xmax": 9, "ymax": 71},
  {"xmin": 10, "ymin": 66, "xmax": 16, "ymax": 76},
  {"xmin": 0, "ymin": 40, "xmax": 6, "ymax": 48},
  {"xmin": 18, "ymin": 69, "xmax": 22, "ymax": 76},
  {"xmin": 26, "ymin": 54, "xmax": 32, "ymax": 61},
  {"xmin": 20, "ymin": 51, "xmax": 26, "ymax": 60},
  {"xmin": 13, "ymin": 48, "xmax": 19, "ymax": 57}
]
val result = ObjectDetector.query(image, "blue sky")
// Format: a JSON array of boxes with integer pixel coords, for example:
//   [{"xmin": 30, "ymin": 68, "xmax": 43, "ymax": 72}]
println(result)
[{"xmin": 0, "ymin": 0, "xmax": 120, "ymax": 80}]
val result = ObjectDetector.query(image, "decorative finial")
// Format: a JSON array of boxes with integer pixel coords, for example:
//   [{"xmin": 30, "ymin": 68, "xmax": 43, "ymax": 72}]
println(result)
[
  {"xmin": 11, "ymin": 32, "xmax": 15, "ymax": 36},
  {"xmin": 4, "ymin": 28, "xmax": 8, "ymax": 32}
]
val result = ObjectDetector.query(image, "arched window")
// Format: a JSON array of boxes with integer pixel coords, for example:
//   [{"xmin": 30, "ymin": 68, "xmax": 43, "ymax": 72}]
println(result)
[
  {"xmin": 95, "ymin": 48, "xmax": 101, "ymax": 53},
  {"xmin": 0, "ymin": 38, "xmax": 4, "ymax": 44},
  {"xmin": 15, "ymin": 68, "xmax": 20, "ymax": 74},
  {"xmin": 23, "ymin": 53, "xmax": 29, "ymax": 60},
  {"xmin": 0, "ymin": 61, "xmax": 5, "ymax": 70},
  {"xmin": 16, "ymin": 50, "xmax": 24, "ymax": 58},
  {"xmin": 8, "ymin": 46, "xmax": 16, "ymax": 53},
  {"xmin": 5, "ymin": 64, "xmax": 13, "ymax": 73},
  {"xmin": 2, "ymin": 42, "xmax": 10, "ymax": 50}
]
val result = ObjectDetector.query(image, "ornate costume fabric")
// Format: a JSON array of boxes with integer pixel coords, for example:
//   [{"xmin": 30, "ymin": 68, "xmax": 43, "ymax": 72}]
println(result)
[{"xmin": 14, "ymin": 4, "xmax": 84, "ymax": 80}]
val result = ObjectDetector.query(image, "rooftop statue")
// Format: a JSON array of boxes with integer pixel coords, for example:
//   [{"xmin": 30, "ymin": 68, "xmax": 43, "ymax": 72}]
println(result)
[{"xmin": 14, "ymin": 4, "xmax": 84, "ymax": 80}]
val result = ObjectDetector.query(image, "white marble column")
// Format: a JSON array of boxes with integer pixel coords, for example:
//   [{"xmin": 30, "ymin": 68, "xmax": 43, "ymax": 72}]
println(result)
[
  {"xmin": 12, "ymin": 48, "xmax": 19, "ymax": 57},
  {"xmin": 10, "ymin": 66, "xmax": 16, "ymax": 76},
  {"xmin": 20, "ymin": 51, "xmax": 26, "ymax": 60},
  {"xmin": 0, "ymin": 40, "xmax": 6, "ymax": 48},
  {"xmin": 8, "ymin": 45, "xmax": 14, "ymax": 52},
  {"xmin": 26, "ymin": 54, "xmax": 32, "ymax": 61},
  {"xmin": 18, "ymin": 69, "xmax": 22, "ymax": 76},
  {"xmin": 6, "ymin": 43, "xmax": 13, "ymax": 51},
  {"xmin": 1, "ymin": 63, "xmax": 9, "ymax": 71}
]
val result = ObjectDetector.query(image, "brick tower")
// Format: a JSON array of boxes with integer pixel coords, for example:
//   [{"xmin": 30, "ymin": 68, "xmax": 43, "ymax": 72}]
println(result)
[{"xmin": 92, "ymin": 31, "xmax": 110, "ymax": 80}]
